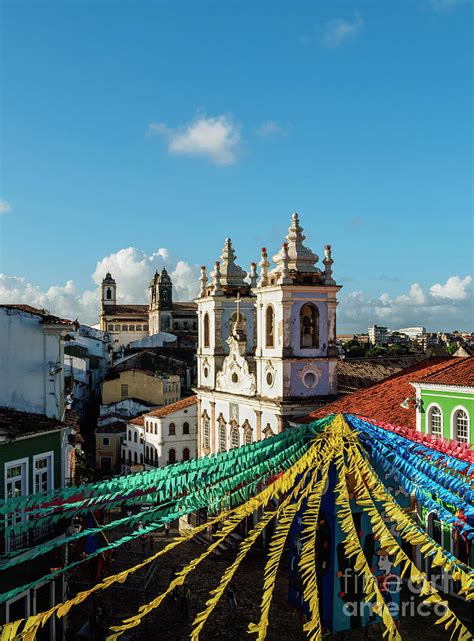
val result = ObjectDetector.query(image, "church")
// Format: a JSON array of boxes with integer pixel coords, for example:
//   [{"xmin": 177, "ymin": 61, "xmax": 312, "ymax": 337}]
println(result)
[
  {"xmin": 196, "ymin": 213, "xmax": 341, "ymax": 456},
  {"xmin": 99, "ymin": 268, "xmax": 197, "ymax": 349}
]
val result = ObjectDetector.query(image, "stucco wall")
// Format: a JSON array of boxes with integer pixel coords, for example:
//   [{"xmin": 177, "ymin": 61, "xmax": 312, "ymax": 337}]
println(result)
[
  {"xmin": 420, "ymin": 388, "xmax": 473, "ymax": 443},
  {"xmin": 102, "ymin": 370, "xmax": 180, "ymax": 406}
]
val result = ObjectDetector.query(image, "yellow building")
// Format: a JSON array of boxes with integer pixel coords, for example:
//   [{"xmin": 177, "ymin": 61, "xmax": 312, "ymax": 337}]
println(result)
[
  {"xmin": 101, "ymin": 369, "xmax": 181, "ymax": 407},
  {"xmin": 95, "ymin": 422, "xmax": 125, "ymax": 472}
]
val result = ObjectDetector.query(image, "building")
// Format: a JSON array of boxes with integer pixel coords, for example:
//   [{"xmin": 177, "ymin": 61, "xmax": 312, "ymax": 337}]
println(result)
[
  {"xmin": 368, "ymin": 325, "xmax": 388, "ymax": 345},
  {"xmin": 196, "ymin": 213, "xmax": 341, "ymax": 455},
  {"xmin": 419, "ymin": 332, "xmax": 439, "ymax": 351},
  {"xmin": 99, "ymin": 269, "xmax": 197, "ymax": 350},
  {"xmin": 122, "ymin": 396, "xmax": 197, "ymax": 470},
  {"xmin": 0, "ymin": 304, "xmax": 81, "ymax": 638},
  {"xmin": 396, "ymin": 326, "xmax": 426, "ymax": 340},
  {"xmin": 411, "ymin": 356, "xmax": 473, "ymax": 443},
  {"xmin": 102, "ymin": 368, "xmax": 180, "ymax": 407}
]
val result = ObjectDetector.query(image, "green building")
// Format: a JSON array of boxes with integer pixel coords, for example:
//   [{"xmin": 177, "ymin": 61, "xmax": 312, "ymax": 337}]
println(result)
[{"xmin": 411, "ymin": 356, "xmax": 473, "ymax": 445}]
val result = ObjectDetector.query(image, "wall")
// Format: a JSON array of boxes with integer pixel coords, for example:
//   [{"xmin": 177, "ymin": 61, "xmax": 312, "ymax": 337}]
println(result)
[
  {"xmin": 95, "ymin": 431, "xmax": 124, "ymax": 471},
  {"xmin": 420, "ymin": 388, "xmax": 473, "ymax": 443},
  {"xmin": 0, "ymin": 309, "xmax": 66, "ymax": 419}
]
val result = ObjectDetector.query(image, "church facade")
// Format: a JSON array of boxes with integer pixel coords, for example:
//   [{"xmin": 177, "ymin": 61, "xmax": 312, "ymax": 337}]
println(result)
[
  {"xmin": 99, "ymin": 268, "xmax": 197, "ymax": 350},
  {"xmin": 196, "ymin": 213, "xmax": 341, "ymax": 456}
]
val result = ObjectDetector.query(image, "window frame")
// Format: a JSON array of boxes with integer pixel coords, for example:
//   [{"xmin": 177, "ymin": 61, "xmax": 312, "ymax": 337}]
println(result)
[
  {"xmin": 451, "ymin": 406, "xmax": 470, "ymax": 444},
  {"xmin": 32, "ymin": 451, "xmax": 54, "ymax": 495},
  {"xmin": 425, "ymin": 403, "xmax": 443, "ymax": 438}
]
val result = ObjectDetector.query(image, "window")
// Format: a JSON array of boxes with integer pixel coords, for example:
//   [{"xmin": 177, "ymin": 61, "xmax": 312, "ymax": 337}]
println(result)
[
  {"xmin": 33, "ymin": 454, "xmax": 53, "ymax": 494},
  {"xmin": 102, "ymin": 437, "xmax": 110, "ymax": 446},
  {"xmin": 300, "ymin": 304, "xmax": 320, "ymax": 349},
  {"xmin": 183, "ymin": 448, "xmax": 190, "ymax": 461},
  {"xmin": 169, "ymin": 422, "xmax": 176, "ymax": 436},
  {"xmin": 265, "ymin": 305, "xmax": 275, "ymax": 348},
  {"xmin": 107, "ymin": 323, "xmax": 114, "ymax": 331},
  {"xmin": 128, "ymin": 430, "xmax": 131, "ymax": 441},
  {"xmin": 121, "ymin": 325, "xmax": 128, "ymax": 331},
  {"xmin": 134, "ymin": 432, "xmax": 138, "ymax": 443},
  {"xmin": 244, "ymin": 428, "xmax": 252, "ymax": 445},
  {"xmin": 5, "ymin": 459, "xmax": 28, "ymax": 529},
  {"xmin": 145, "ymin": 446, "xmax": 149, "ymax": 459},
  {"xmin": 155, "ymin": 425, "xmax": 158, "ymax": 435},
  {"xmin": 140, "ymin": 453, "xmax": 144, "ymax": 464},
  {"xmin": 428, "ymin": 406, "xmax": 442, "ymax": 437},
  {"xmin": 454, "ymin": 409, "xmax": 469, "ymax": 443},
  {"xmin": 134, "ymin": 452, "xmax": 138, "ymax": 464},
  {"xmin": 203, "ymin": 313, "xmax": 210, "ymax": 348},
  {"xmin": 183, "ymin": 422, "xmax": 190, "ymax": 435},
  {"xmin": 218, "ymin": 419, "xmax": 226, "ymax": 452},
  {"xmin": 202, "ymin": 411, "xmax": 210, "ymax": 450},
  {"xmin": 230, "ymin": 424, "xmax": 240, "ymax": 449},
  {"xmin": 121, "ymin": 384, "xmax": 129, "ymax": 398},
  {"xmin": 128, "ymin": 450, "xmax": 132, "ymax": 464},
  {"xmin": 168, "ymin": 448, "xmax": 176, "ymax": 464},
  {"xmin": 106, "ymin": 288, "xmax": 112, "ymax": 300}
]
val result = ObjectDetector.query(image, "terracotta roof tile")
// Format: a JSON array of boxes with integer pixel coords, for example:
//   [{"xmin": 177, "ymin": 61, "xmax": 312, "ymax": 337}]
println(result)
[
  {"xmin": 101, "ymin": 304, "xmax": 148, "ymax": 316},
  {"xmin": 301, "ymin": 357, "xmax": 455, "ymax": 429},
  {"xmin": 128, "ymin": 396, "xmax": 197, "ymax": 426},
  {"xmin": 0, "ymin": 304, "xmax": 75, "ymax": 326},
  {"xmin": 411, "ymin": 356, "xmax": 474, "ymax": 387},
  {"xmin": 0, "ymin": 406, "xmax": 79, "ymax": 438}
]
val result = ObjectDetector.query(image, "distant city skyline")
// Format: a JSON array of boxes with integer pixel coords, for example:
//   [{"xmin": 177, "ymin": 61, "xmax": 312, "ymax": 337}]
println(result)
[{"xmin": 0, "ymin": 1, "xmax": 472, "ymax": 332}]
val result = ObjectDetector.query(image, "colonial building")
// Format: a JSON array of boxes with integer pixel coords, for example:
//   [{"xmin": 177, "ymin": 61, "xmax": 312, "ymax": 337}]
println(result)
[
  {"xmin": 99, "ymin": 268, "xmax": 197, "ymax": 350},
  {"xmin": 122, "ymin": 396, "xmax": 197, "ymax": 471},
  {"xmin": 196, "ymin": 213, "xmax": 341, "ymax": 456},
  {"xmin": 101, "ymin": 369, "xmax": 181, "ymax": 407}
]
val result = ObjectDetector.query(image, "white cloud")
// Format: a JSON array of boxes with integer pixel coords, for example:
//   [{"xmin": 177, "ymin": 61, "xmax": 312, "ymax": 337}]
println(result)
[
  {"xmin": 0, "ymin": 199, "xmax": 12, "ymax": 214},
  {"xmin": 321, "ymin": 13, "xmax": 363, "ymax": 47},
  {"xmin": 255, "ymin": 121, "xmax": 287, "ymax": 138},
  {"xmin": 430, "ymin": 275, "xmax": 472, "ymax": 300},
  {"xmin": 149, "ymin": 114, "xmax": 240, "ymax": 166},
  {"xmin": 0, "ymin": 247, "xmax": 200, "ymax": 325},
  {"xmin": 338, "ymin": 275, "xmax": 473, "ymax": 332}
]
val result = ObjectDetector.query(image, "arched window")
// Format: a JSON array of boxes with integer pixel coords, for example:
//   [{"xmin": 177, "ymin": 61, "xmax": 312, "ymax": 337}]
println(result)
[
  {"xmin": 183, "ymin": 448, "xmax": 190, "ymax": 461},
  {"xmin": 106, "ymin": 288, "xmax": 112, "ymax": 300},
  {"xmin": 134, "ymin": 432, "xmax": 138, "ymax": 443},
  {"xmin": 128, "ymin": 430, "xmax": 131, "ymax": 441},
  {"xmin": 265, "ymin": 305, "xmax": 275, "ymax": 348},
  {"xmin": 155, "ymin": 425, "xmax": 158, "ymax": 435},
  {"xmin": 127, "ymin": 450, "xmax": 131, "ymax": 464},
  {"xmin": 168, "ymin": 448, "xmax": 176, "ymax": 464},
  {"xmin": 453, "ymin": 409, "xmax": 469, "ymax": 443},
  {"xmin": 169, "ymin": 422, "xmax": 176, "ymax": 436},
  {"xmin": 244, "ymin": 428, "xmax": 252, "ymax": 445},
  {"xmin": 230, "ymin": 422, "xmax": 240, "ymax": 449},
  {"xmin": 203, "ymin": 313, "xmax": 210, "ymax": 348},
  {"xmin": 183, "ymin": 421, "xmax": 190, "ymax": 435},
  {"xmin": 134, "ymin": 451, "xmax": 138, "ymax": 464},
  {"xmin": 202, "ymin": 411, "xmax": 210, "ymax": 450},
  {"xmin": 300, "ymin": 304, "xmax": 320, "ymax": 348},
  {"xmin": 140, "ymin": 453, "xmax": 143, "ymax": 464},
  {"xmin": 218, "ymin": 418, "xmax": 226, "ymax": 452},
  {"xmin": 145, "ymin": 446, "xmax": 149, "ymax": 459},
  {"xmin": 428, "ymin": 406, "xmax": 442, "ymax": 437}
]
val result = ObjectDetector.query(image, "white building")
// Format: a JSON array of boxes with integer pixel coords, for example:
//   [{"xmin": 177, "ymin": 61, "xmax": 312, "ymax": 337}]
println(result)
[
  {"xmin": 122, "ymin": 396, "xmax": 197, "ymax": 470},
  {"xmin": 196, "ymin": 213, "xmax": 341, "ymax": 456},
  {"xmin": 396, "ymin": 326, "xmax": 426, "ymax": 340}
]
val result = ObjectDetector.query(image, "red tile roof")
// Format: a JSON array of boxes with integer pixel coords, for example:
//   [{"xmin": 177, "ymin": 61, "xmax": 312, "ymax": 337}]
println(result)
[
  {"xmin": 0, "ymin": 304, "xmax": 75, "ymax": 326},
  {"xmin": 0, "ymin": 407, "xmax": 79, "ymax": 438},
  {"xmin": 411, "ymin": 356, "xmax": 474, "ymax": 387},
  {"xmin": 128, "ymin": 395, "xmax": 197, "ymax": 426},
  {"xmin": 299, "ymin": 357, "xmax": 455, "ymax": 430}
]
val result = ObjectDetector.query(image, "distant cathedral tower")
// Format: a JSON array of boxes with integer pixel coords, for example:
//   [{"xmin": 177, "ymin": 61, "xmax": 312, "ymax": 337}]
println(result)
[
  {"xmin": 149, "ymin": 267, "xmax": 174, "ymax": 333},
  {"xmin": 101, "ymin": 272, "xmax": 117, "ymax": 308},
  {"xmin": 196, "ymin": 213, "xmax": 341, "ymax": 456}
]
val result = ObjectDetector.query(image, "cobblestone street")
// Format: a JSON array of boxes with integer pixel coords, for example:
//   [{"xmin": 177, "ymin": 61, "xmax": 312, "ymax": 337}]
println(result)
[{"xmin": 66, "ymin": 527, "xmax": 473, "ymax": 641}]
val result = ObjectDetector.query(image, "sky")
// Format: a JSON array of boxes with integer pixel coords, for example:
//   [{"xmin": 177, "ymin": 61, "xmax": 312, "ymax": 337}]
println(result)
[{"xmin": 0, "ymin": 0, "xmax": 472, "ymax": 332}]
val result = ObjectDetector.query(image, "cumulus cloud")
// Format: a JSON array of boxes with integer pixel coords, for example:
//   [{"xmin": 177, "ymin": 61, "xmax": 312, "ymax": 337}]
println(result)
[
  {"xmin": 149, "ymin": 114, "xmax": 240, "ymax": 166},
  {"xmin": 321, "ymin": 13, "xmax": 363, "ymax": 47},
  {"xmin": 0, "ymin": 199, "xmax": 12, "ymax": 214},
  {"xmin": 0, "ymin": 247, "xmax": 200, "ymax": 325},
  {"xmin": 255, "ymin": 121, "xmax": 287, "ymax": 138},
  {"xmin": 338, "ymin": 275, "xmax": 473, "ymax": 332}
]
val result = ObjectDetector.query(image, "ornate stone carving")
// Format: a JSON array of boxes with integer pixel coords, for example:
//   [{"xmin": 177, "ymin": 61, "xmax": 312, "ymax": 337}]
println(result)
[
  {"xmin": 298, "ymin": 362, "xmax": 323, "ymax": 390},
  {"xmin": 215, "ymin": 334, "xmax": 257, "ymax": 396}
]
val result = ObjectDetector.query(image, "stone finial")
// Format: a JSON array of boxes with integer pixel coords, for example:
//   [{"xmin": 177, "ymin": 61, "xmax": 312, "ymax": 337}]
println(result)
[
  {"xmin": 258, "ymin": 247, "xmax": 270, "ymax": 287},
  {"xmin": 323, "ymin": 244, "xmax": 335, "ymax": 285},
  {"xmin": 278, "ymin": 242, "xmax": 291, "ymax": 285},
  {"xmin": 219, "ymin": 238, "xmax": 247, "ymax": 287},
  {"xmin": 276, "ymin": 212, "xmax": 319, "ymax": 273},
  {"xmin": 210, "ymin": 261, "xmax": 223, "ymax": 296},
  {"xmin": 249, "ymin": 262, "xmax": 257, "ymax": 288},
  {"xmin": 199, "ymin": 265, "xmax": 208, "ymax": 297}
]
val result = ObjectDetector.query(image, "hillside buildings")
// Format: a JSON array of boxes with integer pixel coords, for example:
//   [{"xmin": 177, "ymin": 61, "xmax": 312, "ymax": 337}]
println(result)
[
  {"xmin": 0, "ymin": 304, "xmax": 82, "ymax": 638},
  {"xmin": 196, "ymin": 213, "xmax": 341, "ymax": 455},
  {"xmin": 99, "ymin": 268, "xmax": 197, "ymax": 350}
]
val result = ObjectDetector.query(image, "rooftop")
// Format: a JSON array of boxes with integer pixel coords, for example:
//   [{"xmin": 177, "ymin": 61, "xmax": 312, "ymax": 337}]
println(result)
[
  {"xmin": 0, "ymin": 304, "xmax": 76, "ymax": 326},
  {"xmin": 95, "ymin": 421, "xmax": 127, "ymax": 434},
  {"xmin": 0, "ymin": 407, "xmax": 79, "ymax": 440},
  {"xmin": 129, "ymin": 395, "xmax": 197, "ymax": 426},
  {"xmin": 297, "ymin": 357, "xmax": 455, "ymax": 429},
  {"xmin": 411, "ymin": 356, "xmax": 474, "ymax": 388},
  {"xmin": 101, "ymin": 304, "xmax": 149, "ymax": 317}
]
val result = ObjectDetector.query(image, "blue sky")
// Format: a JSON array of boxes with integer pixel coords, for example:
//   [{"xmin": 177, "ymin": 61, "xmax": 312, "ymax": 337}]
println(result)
[{"xmin": 0, "ymin": 0, "xmax": 472, "ymax": 331}]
